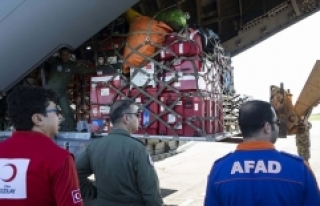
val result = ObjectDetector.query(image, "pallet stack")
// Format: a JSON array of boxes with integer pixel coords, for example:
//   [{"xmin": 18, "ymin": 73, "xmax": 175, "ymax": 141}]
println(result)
[
  {"xmin": 72, "ymin": 62, "xmax": 95, "ymax": 125},
  {"xmin": 88, "ymin": 19, "xmax": 234, "ymax": 138},
  {"xmin": 223, "ymin": 94, "xmax": 239, "ymax": 133},
  {"xmin": 223, "ymin": 94, "xmax": 252, "ymax": 133}
]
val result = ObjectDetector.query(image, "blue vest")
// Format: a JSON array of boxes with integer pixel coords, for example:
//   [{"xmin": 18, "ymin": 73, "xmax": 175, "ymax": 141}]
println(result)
[{"xmin": 205, "ymin": 147, "xmax": 320, "ymax": 206}]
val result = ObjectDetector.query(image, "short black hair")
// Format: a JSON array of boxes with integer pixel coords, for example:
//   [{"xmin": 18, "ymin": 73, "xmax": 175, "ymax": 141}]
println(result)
[
  {"xmin": 238, "ymin": 100, "xmax": 275, "ymax": 138},
  {"xmin": 59, "ymin": 47, "xmax": 71, "ymax": 54},
  {"xmin": 109, "ymin": 100, "xmax": 135, "ymax": 125},
  {"xmin": 7, "ymin": 85, "xmax": 58, "ymax": 130}
]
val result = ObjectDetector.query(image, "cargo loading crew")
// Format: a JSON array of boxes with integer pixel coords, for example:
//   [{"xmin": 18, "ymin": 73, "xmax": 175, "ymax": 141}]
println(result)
[
  {"xmin": 96, "ymin": 54, "xmax": 120, "ymax": 75},
  {"xmin": 204, "ymin": 100, "xmax": 320, "ymax": 206},
  {"xmin": 0, "ymin": 85, "xmax": 83, "ymax": 206},
  {"xmin": 45, "ymin": 47, "xmax": 93, "ymax": 130},
  {"xmin": 76, "ymin": 100, "xmax": 163, "ymax": 206}
]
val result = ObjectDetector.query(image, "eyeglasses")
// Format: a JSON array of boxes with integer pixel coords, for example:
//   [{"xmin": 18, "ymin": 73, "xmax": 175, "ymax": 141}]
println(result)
[
  {"xmin": 241, "ymin": 118, "xmax": 281, "ymax": 127},
  {"xmin": 124, "ymin": 112, "xmax": 140, "ymax": 118},
  {"xmin": 271, "ymin": 118, "xmax": 281, "ymax": 126},
  {"xmin": 46, "ymin": 107, "xmax": 62, "ymax": 116},
  {"xmin": 261, "ymin": 118, "xmax": 281, "ymax": 127}
]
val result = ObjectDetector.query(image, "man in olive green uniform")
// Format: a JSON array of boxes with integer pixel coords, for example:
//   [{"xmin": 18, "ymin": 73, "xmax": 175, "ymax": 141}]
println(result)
[
  {"xmin": 76, "ymin": 100, "xmax": 163, "ymax": 206},
  {"xmin": 45, "ymin": 47, "xmax": 93, "ymax": 130}
]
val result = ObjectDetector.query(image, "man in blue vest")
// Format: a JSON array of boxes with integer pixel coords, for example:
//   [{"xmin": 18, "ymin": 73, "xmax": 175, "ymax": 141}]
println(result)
[{"xmin": 205, "ymin": 100, "xmax": 320, "ymax": 206}]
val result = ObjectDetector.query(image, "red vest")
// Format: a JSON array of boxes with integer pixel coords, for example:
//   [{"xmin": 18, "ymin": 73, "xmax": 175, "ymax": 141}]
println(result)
[{"xmin": 0, "ymin": 131, "xmax": 83, "ymax": 206}]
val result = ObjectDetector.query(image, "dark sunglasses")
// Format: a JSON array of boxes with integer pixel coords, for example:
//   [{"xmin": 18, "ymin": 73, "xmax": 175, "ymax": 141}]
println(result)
[{"xmin": 46, "ymin": 107, "xmax": 62, "ymax": 116}]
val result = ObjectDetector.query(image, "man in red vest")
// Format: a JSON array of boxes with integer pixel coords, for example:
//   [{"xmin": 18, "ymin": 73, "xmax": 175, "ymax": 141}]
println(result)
[{"xmin": 0, "ymin": 85, "xmax": 83, "ymax": 206}]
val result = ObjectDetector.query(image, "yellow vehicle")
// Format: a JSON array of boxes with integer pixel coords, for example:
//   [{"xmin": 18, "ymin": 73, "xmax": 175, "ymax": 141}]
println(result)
[{"xmin": 270, "ymin": 61, "xmax": 320, "ymax": 162}]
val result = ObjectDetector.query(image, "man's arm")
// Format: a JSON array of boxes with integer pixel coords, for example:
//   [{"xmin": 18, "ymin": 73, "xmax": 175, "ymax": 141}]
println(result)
[
  {"xmin": 204, "ymin": 164, "xmax": 221, "ymax": 206},
  {"xmin": 43, "ymin": 56, "xmax": 57, "ymax": 71},
  {"xmin": 302, "ymin": 161, "xmax": 320, "ymax": 205},
  {"xmin": 135, "ymin": 149, "xmax": 163, "ymax": 206},
  {"xmin": 52, "ymin": 155, "xmax": 83, "ymax": 206},
  {"xmin": 76, "ymin": 148, "xmax": 97, "ymax": 199}
]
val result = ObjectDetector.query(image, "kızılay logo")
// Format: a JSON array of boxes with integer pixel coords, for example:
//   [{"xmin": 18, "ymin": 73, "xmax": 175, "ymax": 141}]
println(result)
[
  {"xmin": 0, "ymin": 164, "xmax": 18, "ymax": 195},
  {"xmin": 0, "ymin": 159, "xmax": 30, "ymax": 199},
  {"xmin": 1, "ymin": 164, "xmax": 17, "ymax": 182}
]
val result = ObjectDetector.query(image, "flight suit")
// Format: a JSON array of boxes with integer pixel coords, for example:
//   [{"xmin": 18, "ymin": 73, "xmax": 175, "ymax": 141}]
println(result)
[
  {"xmin": 45, "ymin": 57, "xmax": 93, "ymax": 130},
  {"xmin": 76, "ymin": 129, "xmax": 163, "ymax": 206},
  {"xmin": 204, "ymin": 141, "xmax": 320, "ymax": 206}
]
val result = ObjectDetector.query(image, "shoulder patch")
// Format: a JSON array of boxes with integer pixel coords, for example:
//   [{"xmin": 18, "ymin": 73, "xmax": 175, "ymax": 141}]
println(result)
[
  {"xmin": 57, "ymin": 65, "xmax": 62, "ymax": 72},
  {"xmin": 130, "ymin": 136, "xmax": 146, "ymax": 146},
  {"xmin": 280, "ymin": 151, "xmax": 303, "ymax": 161},
  {"xmin": 214, "ymin": 152, "xmax": 234, "ymax": 164}
]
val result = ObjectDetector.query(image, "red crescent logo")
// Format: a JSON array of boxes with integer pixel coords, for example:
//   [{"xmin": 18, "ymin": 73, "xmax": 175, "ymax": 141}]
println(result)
[{"xmin": 1, "ymin": 163, "xmax": 17, "ymax": 182}]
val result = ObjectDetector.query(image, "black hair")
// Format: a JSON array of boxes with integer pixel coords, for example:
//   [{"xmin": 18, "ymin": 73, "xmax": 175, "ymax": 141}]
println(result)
[
  {"xmin": 109, "ymin": 100, "xmax": 135, "ymax": 125},
  {"xmin": 59, "ymin": 47, "xmax": 71, "ymax": 54},
  {"xmin": 6, "ymin": 85, "xmax": 58, "ymax": 130},
  {"xmin": 238, "ymin": 100, "xmax": 275, "ymax": 138}
]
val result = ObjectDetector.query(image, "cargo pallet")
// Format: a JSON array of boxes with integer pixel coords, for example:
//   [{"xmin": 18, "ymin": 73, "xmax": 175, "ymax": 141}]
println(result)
[{"xmin": 0, "ymin": 129, "xmax": 241, "ymax": 161}]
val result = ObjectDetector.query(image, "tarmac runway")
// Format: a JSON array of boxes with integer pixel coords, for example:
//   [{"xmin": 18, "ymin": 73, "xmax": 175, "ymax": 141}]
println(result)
[{"xmin": 84, "ymin": 121, "xmax": 320, "ymax": 206}]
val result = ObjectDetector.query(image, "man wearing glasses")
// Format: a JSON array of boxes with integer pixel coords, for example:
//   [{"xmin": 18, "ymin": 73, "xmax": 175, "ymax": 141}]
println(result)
[
  {"xmin": 0, "ymin": 85, "xmax": 83, "ymax": 206},
  {"xmin": 205, "ymin": 100, "xmax": 320, "ymax": 206},
  {"xmin": 76, "ymin": 99, "xmax": 163, "ymax": 206}
]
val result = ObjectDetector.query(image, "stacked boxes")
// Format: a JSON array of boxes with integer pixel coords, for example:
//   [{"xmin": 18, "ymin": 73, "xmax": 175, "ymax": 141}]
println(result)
[
  {"xmin": 89, "ymin": 74, "xmax": 127, "ymax": 133},
  {"xmin": 88, "ymin": 24, "xmax": 234, "ymax": 137}
]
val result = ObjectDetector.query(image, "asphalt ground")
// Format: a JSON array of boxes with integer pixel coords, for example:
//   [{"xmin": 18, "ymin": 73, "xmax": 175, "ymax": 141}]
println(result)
[{"xmin": 84, "ymin": 121, "xmax": 320, "ymax": 205}]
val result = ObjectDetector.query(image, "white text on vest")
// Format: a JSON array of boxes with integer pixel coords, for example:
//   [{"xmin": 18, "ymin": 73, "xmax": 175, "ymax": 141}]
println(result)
[{"xmin": 231, "ymin": 160, "xmax": 282, "ymax": 174}]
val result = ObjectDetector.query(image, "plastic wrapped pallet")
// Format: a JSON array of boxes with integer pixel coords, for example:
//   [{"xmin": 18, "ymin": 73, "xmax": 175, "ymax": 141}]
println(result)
[
  {"xmin": 122, "ymin": 16, "xmax": 172, "ymax": 74},
  {"xmin": 87, "ymin": 10, "xmax": 241, "ymax": 138}
]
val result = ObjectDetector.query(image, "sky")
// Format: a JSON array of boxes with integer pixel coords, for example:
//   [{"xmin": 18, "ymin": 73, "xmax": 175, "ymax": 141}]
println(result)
[{"xmin": 232, "ymin": 11, "xmax": 320, "ymax": 113}]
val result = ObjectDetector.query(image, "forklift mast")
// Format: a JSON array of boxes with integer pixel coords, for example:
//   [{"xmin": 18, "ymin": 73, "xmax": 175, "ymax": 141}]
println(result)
[{"xmin": 270, "ymin": 60, "xmax": 320, "ymax": 137}]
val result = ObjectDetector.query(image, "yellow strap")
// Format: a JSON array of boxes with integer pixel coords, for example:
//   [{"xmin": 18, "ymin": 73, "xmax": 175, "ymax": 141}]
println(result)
[{"xmin": 123, "ymin": 8, "xmax": 142, "ymax": 24}]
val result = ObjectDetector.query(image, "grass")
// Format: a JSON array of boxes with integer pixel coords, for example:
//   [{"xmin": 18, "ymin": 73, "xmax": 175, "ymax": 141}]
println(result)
[{"xmin": 309, "ymin": 114, "xmax": 320, "ymax": 121}]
